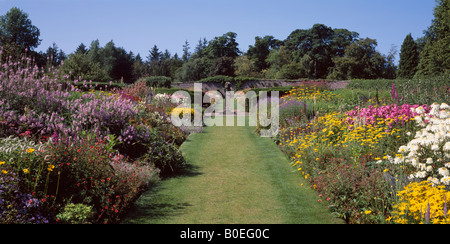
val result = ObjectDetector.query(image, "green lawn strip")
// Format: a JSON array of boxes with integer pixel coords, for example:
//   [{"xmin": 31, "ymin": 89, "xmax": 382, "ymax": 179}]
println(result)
[{"xmin": 123, "ymin": 118, "xmax": 341, "ymax": 224}]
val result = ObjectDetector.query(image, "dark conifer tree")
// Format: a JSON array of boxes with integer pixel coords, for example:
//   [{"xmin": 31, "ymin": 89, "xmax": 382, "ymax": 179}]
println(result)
[{"xmin": 397, "ymin": 33, "xmax": 419, "ymax": 78}]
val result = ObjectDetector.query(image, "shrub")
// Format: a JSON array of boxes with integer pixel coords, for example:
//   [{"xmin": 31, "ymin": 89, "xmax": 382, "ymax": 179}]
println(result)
[
  {"xmin": 199, "ymin": 75, "xmax": 234, "ymax": 86},
  {"xmin": 142, "ymin": 130, "xmax": 185, "ymax": 177},
  {"xmin": 311, "ymin": 160, "xmax": 392, "ymax": 224},
  {"xmin": 56, "ymin": 203, "xmax": 94, "ymax": 224},
  {"xmin": 139, "ymin": 76, "xmax": 172, "ymax": 88}
]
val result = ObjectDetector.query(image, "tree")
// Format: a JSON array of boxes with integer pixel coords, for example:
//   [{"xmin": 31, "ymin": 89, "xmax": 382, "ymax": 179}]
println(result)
[
  {"xmin": 0, "ymin": 7, "xmax": 41, "ymax": 50},
  {"xmin": 331, "ymin": 28, "xmax": 360, "ymax": 57},
  {"xmin": 234, "ymin": 55, "xmax": 257, "ymax": 77},
  {"xmin": 62, "ymin": 52, "xmax": 109, "ymax": 82},
  {"xmin": 247, "ymin": 35, "xmax": 283, "ymax": 71},
  {"xmin": 44, "ymin": 42, "xmax": 67, "ymax": 66},
  {"xmin": 75, "ymin": 43, "xmax": 88, "ymax": 54},
  {"xmin": 285, "ymin": 24, "xmax": 334, "ymax": 78},
  {"xmin": 266, "ymin": 45, "xmax": 293, "ymax": 78},
  {"xmin": 87, "ymin": 39, "xmax": 101, "ymax": 64},
  {"xmin": 209, "ymin": 56, "xmax": 235, "ymax": 77},
  {"xmin": 147, "ymin": 45, "xmax": 161, "ymax": 63},
  {"xmin": 193, "ymin": 38, "xmax": 208, "ymax": 58},
  {"xmin": 398, "ymin": 34, "xmax": 419, "ymax": 78},
  {"xmin": 182, "ymin": 40, "xmax": 191, "ymax": 62},
  {"xmin": 204, "ymin": 32, "xmax": 240, "ymax": 59},
  {"xmin": 416, "ymin": 0, "xmax": 450, "ymax": 77},
  {"xmin": 328, "ymin": 38, "xmax": 386, "ymax": 79},
  {"xmin": 132, "ymin": 54, "xmax": 148, "ymax": 80}
]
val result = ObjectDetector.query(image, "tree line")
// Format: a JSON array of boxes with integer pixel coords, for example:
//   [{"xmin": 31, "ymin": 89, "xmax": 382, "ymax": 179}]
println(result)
[{"xmin": 1, "ymin": 0, "xmax": 448, "ymax": 84}]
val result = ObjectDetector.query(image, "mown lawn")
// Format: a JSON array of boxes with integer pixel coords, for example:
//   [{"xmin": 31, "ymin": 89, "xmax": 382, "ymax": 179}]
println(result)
[{"xmin": 122, "ymin": 116, "xmax": 342, "ymax": 224}]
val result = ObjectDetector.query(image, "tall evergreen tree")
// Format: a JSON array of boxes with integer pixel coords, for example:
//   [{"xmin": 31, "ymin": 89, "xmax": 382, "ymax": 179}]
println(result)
[
  {"xmin": 147, "ymin": 45, "xmax": 161, "ymax": 63},
  {"xmin": 398, "ymin": 33, "xmax": 419, "ymax": 78},
  {"xmin": 182, "ymin": 40, "xmax": 191, "ymax": 62},
  {"xmin": 416, "ymin": 0, "xmax": 450, "ymax": 77},
  {"xmin": 75, "ymin": 43, "xmax": 88, "ymax": 54}
]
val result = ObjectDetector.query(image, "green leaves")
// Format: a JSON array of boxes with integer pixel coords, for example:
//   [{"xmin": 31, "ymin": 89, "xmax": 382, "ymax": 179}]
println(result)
[{"xmin": 0, "ymin": 7, "xmax": 41, "ymax": 51}]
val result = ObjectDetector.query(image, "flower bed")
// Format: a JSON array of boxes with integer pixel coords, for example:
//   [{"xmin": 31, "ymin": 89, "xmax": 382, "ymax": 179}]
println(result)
[
  {"xmin": 276, "ymin": 82, "xmax": 450, "ymax": 224},
  {"xmin": 0, "ymin": 52, "xmax": 194, "ymax": 223}
]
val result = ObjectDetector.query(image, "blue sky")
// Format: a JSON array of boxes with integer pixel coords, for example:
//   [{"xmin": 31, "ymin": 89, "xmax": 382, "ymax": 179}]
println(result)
[{"xmin": 0, "ymin": 0, "xmax": 436, "ymax": 63}]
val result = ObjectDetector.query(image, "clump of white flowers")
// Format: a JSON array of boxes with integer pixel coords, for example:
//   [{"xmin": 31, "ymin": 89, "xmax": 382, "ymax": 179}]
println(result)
[
  {"xmin": 392, "ymin": 103, "xmax": 450, "ymax": 186},
  {"xmin": 153, "ymin": 93, "xmax": 189, "ymax": 104}
]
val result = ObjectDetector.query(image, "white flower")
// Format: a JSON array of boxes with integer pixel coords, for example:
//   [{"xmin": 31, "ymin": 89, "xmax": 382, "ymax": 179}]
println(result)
[
  {"xmin": 431, "ymin": 144, "xmax": 440, "ymax": 151},
  {"xmin": 429, "ymin": 177, "xmax": 440, "ymax": 186},
  {"xmin": 426, "ymin": 158, "xmax": 434, "ymax": 164},
  {"xmin": 438, "ymin": 167, "xmax": 450, "ymax": 177},
  {"xmin": 411, "ymin": 158, "xmax": 419, "ymax": 167},
  {"xmin": 415, "ymin": 116, "xmax": 423, "ymax": 124},
  {"xmin": 430, "ymin": 103, "xmax": 441, "ymax": 117},
  {"xmin": 398, "ymin": 145, "xmax": 408, "ymax": 153},
  {"xmin": 440, "ymin": 110, "xmax": 449, "ymax": 119},
  {"xmin": 393, "ymin": 157, "xmax": 403, "ymax": 164},
  {"xmin": 441, "ymin": 103, "xmax": 450, "ymax": 110},
  {"xmin": 440, "ymin": 176, "xmax": 450, "ymax": 185},
  {"xmin": 418, "ymin": 163, "xmax": 427, "ymax": 171},
  {"xmin": 444, "ymin": 141, "xmax": 450, "ymax": 151},
  {"xmin": 415, "ymin": 171, "xmax": 427, "ymax": 179},
  {"xmin": 426, "ymin": 165, "xmax": 433, "ymax": 172},
  {"xmin": 416, "ymin": 106, "xmax": 425, "ymax": 115}
]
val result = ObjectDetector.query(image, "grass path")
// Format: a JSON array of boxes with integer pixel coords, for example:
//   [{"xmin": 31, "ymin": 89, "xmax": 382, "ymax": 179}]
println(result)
[{"xmin": 122, "ymin": 117, "xmax": 342, "ymax": 224}]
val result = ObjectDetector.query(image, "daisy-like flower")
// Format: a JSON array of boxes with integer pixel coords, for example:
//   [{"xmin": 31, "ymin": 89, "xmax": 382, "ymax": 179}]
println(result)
[
  {"xmin": 443, "ymin": 141, "xmax": 450, "ymax": 151},
  {"xmin": 415, "ymin": 171, "xmax": 427, "ymax": 179},
  {"xmin": 431, "ymin": 144, "xmax": 440, "ymax": 151},
  {"xmin": 438, "ymin": 167, "xmax": 450, "ymax": 177},
  {"xmin": 416, "ymin": 106, "xmax": 425, "ymax": 115},
  {"xmin": 440, "ymin": 103, "xmax": 450, "ymax": 110},
  {"xmin": 440, "ymin": 176, "xmax": 450, "ymax": 185},
  {"xmin": 398, "ymin": 145, "xmax": 408, "ymax": 153}
]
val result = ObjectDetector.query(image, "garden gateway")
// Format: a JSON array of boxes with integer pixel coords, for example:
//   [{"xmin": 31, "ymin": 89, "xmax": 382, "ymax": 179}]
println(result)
[{"xmin": 170, "ymin": 83, "xmax": 280, "ymax": 137}]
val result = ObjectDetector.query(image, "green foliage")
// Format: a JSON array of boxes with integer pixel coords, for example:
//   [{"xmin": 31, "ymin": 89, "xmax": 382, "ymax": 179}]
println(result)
[
  {"xmin": 62, "ymin": 52, "xmax": 110, "ymax": 82},
  {"xmin": 139, "ymin": 76, "xmax": 172, "ymax": 88},
  {"xmin": 198, "ymin": 75, "xmax": 234, "ymax": 85},
  {"xmin": 247, "ymin": 35, "xmax": 283, "ymax": 71},
  {"xmin": 56, "ymin": 203, "xmax": 94, "ymax": 224},
  {"xmin": 276, "ymin": 62, "xmax": 304, "ymax": 80},
  {"xmin": 233, "ymin": 56, "xmax": 258, "ymax": 77},
  {"xmin": 0, "ymin": 7, "xmax": 41, "ymax": 50},
  {"xmin": 285, "ymin": 24, "xmax": 335, "ymax": 78},
  {"xmin": 328, "ymin": 38, "xmax": 386, "ymax": 80},
  {"xmin": 347, "ymin": 76, "xmax": 450, "ymax": 105},
  {"xmin": 415, "ymin": 0, "xmax": 450, "ymax": 77},
  {"xmin": 142, "ymin": 130, "xmax": 185, "ymax": 177},
  {"xmin": 398, "ymin": 34, "xmax": 419, "ymax": 78},
  {"xmin": 203, "ymin": 32, "xmax": 240, "ymax": 59}
]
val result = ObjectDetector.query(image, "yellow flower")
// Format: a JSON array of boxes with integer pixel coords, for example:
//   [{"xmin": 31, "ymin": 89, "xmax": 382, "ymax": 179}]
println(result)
[
  {"xmin": 1, "ymin": 170, "xmax": 7, "ymax": 174},
  {"xmin": 47, "ymin": 164, "xmax": 55, "ymax": 172},
  {"xmin": 0, "ymin": 161, "xmax": 5, "ymax": 165},
  {"xmin": 23, "ymin": 169, "xmax": 30, "ymax": 174},
  {"xmin": 364, "ymin": 210, "xmax": 372, "ymax": 215},
  {"xmin": 26, "ymin": 148, "xmax": 35, "ymax": 153}
]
